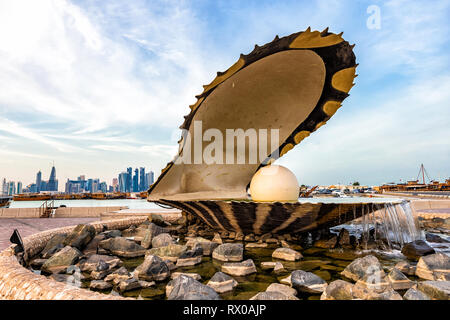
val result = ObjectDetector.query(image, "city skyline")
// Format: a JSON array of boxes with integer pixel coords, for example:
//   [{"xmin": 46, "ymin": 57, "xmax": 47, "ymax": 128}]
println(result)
[
  {"xmin": 1, "ymin": 164, "xmax": 155, "ymax": 194},
  {"xmin": 0, "ymin": 1, "xmax": 449, "ymax": 187}
]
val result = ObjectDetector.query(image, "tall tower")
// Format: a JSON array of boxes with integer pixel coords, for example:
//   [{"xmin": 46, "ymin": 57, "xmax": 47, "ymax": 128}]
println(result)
[
  {"xmin": 126, "ymin": 167, "xmax": 132, "ymax": 192},
  {"xmin": 36, "ymin": 171, "xmax": 42, "ymax": 193},
  {"xmin": 47, "ymin": 165, "xmax": 57, "ymax": 191},
  {"xmin": 139, "ymin": 167, "xmax": 145, "ymax": 191},
  {"xmin": 133, "ymin": 168, "xmax": 139, "ymax": 192}
]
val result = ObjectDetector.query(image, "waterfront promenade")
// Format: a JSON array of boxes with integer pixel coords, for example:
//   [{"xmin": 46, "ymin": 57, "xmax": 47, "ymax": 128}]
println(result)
[{"xmin": 0, "ymin": 218, "xmax": 97, "ymax": 250}]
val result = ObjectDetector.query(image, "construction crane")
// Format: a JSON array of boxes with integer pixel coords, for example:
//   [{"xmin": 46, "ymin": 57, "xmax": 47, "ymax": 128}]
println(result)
[{"xmin": 416, "ymin": 163, "xmax": 432, "ymax": 185}]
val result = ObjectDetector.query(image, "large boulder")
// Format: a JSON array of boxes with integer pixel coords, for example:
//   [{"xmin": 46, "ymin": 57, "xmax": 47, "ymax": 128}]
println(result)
[
  {"xmin": 352, "ymin": 282, "xmax": 403, "ymax": 300},
  {"xmin": 417, "ymin": 281, "xmax": 450, "ymax": 300},
  {"xmin": 40, "ymin": 233, "xmax": 67, "ymax": 258},
  {"xmin": 176, "ymin": 245, "xmax": 203, "ymax": 267},
  {"xmin": 388, "ymin": 268, "xmax": 415, "ymax": 290},
  {"xmin": 313, "ymin": 236, "xmax": 337, "ymax": 249},
  {"xmin": 291, "ymin": 270, "xmax": 328, "ymax": 294},
  {"xmin": 401, "ymin": 240, "xmax": 435, "ymax": 261},
  {"xmin": 222, "ymin": 259, "xmax": 257, "ymax": 276},
  {"xmin": 272, "ymin": 248, "xmax": 302, "ymax": 261},
  {"xmin": 79, "ymin": 254, "xmax": 122, "ymax": 273},
  {"xmin": 171, "ymin": 272, "xmax": 202, "ymax": 281},
  {"xmin": 82, "ymin": 234, "xmax": 106, "ymax": 255},
  {"xmin": 117, "ymin": 278, "xmax": 142, "ymax": 293},
  {"xmin": 186, "ymin": 237, "xmax": 219, "ymax": 256},
  {"xmin": 63, "ymin": 224, "xmax": 96, "ymax": 250},
  {"xmin": 41, "ymin": 246, "xmax": 81, "ymax": 274},
  {"xmin": 261, "ymin": 261, "xmax": 284, "ymax": 273},
  {"xmin": 403, "ymin": 288, "xmax": 431, "ymax": 300},
  {"xmin": 266, "ymin": 283, "xmax": 297, "ymax": 297},
  {"xmin": 135, "ymin": 254, "xmax": 170, "ymax": 281},
  {"xmin": 151, "ymin": 233, "xmax": 175, "ymax": 248},
  {"xmin": 104, "ymin": 267, "xmax": 132, "ymax": 285},
  {"xmin": 147, "ymin": 244, "xmax": 188, "ymax": 262},
  {"xmin": 141, "ymin": 223, "xmax": 169, "ymax": 249},
  {"xmin": 99, "ymin": 237, "xmax": 146, "ymax": 258},
  {"xmin": 394, "ymin": 261, "xmax": 416, "ymax": 276},
  {"xmin": 341, "ymin": 255, "xmax": 382, "ymax": 282},
  {"xmin": 415, "ymin": 252, "xmax": 450, "ymax": 280},
  {"xmin": 320, "ymin": 280, "xmax": 354, "ymax": 300},
  {"xmin": 207, "ymin": 272, "xmax": 238, "ymax": 293},
  {"xmin": 212, "ymin": 243, "xmax": 243, "ymax": 262},
  {"xmin": 168, "ymin": 275, "xmax": 220, "ymax": 300}
]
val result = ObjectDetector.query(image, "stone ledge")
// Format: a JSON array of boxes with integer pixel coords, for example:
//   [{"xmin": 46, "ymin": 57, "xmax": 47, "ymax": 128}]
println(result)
[{"xmin": 0, "ymin": 217, "xmax": 147, "ymax": 300}]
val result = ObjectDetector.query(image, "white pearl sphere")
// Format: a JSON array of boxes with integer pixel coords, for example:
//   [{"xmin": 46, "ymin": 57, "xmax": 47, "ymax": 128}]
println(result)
[{"xmin": 249, "ymin": 165, "xmax": 299, "ymax": 202}]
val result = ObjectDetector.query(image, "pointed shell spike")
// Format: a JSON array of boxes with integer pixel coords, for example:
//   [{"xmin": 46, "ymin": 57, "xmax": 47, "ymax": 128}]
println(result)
[
  {"xmin": 322, "ymin": 27, "xmax": 329, "ymax": 33},
  {"xmin": 306, "ymin": 26, "xmax": 311, "ymax": 32}
]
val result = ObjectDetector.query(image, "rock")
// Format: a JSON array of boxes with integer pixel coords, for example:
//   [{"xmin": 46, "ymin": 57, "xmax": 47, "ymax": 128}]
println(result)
[
  {"xmin": 260, "ymin": 233, "xmax": 272, "ymax": 241},
  {"xmin": 168, "ymin": 275, "xmax": 220, "ymax": 300},
  {"xmin": 401, "ymin": 240, "xmax": 435, "ymax": 261},
  {"xmin": 99, "ymin": 237, "xmax": 146, "ymax": 258},
  {"xmin": 250, "ymin": 291, "xmax": 299, "ymax": 300},
  {"xmin": 141, "ymin": 223, "xmax": 169, "ymax": 249},
  {"xmin": 149, "ymin": 214, "xmax": 167, "ymax": 227},
  {"xmin": 63, "ymin": 224, "xmax": 96, "ymax": 250},
  {"xmin": 341, "ymin": 255, "xmax": 382, "ymax": 282},
  {"xmin": 166, "ymin": 280, "xmax": 175, "ymax": 297},
  {"xmin": 186, "ymin": 237, "xmax": 218, "ymax": 256},
  {"xmin": 212, "ymin": 243, "xmax": 243, "ymax": 262},
  {"xmin": 90, "ymin": 280, "xmax": 112, "ymax": 291},
  {"xmin": 117, "ymin": 278, "xmax": 142, "ymax": 293},
  {"xmin": 101, "ymin": 230, "xmax": 122, "ymax": 239},
  {"xmin": 212, "ymin": 233, "xmax": 223, "ymax": 244},
  {"xmin": 261, "ymin": 261, "xmax": 284, "ymax": 273},
  {"xmin": 41, "ymin": 246, "xmax": 82, "ymax": 274},
  {"xmin": 314, "ymin": 236, "xmax": 337, "ymax": 249},
  {"xmin": 30, "ymin": 258, "xmax": 47, "ymax": 269},
  {"xmin": 394, "ymin": 261, "xmax": 416, "ymax": 276},
  {"xmin": 266, "ymin": 238, "xmax": 279, "ymax": 244},
  {"xmin": 40, "ymin": 234, "xmax": 67, "ymax": 258},
  {"xmin": 151, "ymin": 233, "xmax": 174, "ymax": 248},
  {"xmin": 291, "ymin": 270, "xmax": 328, "ymax": 294},
  {"xmin": 272, "ymin": 248, "xmax": 302, "ymax": 261},
  {"xmin": 79, "ymin": 254, "xmax": 122, "ymax": 272},
  {"xmin": 135, "ymin": 254, "xmax": 170, "ymax": 281},
  {"xmin": 207, "ymin": 272, "xmax": 238, "ymax": 293},
  {"xmin": 403, "ymin": 288, "xmax": 431, "ymax": 300},
  {"xmin": 222, "ymin": 259, "xmax": 257, "ymax": 276},
  {"xmin": 104, "ymin": 267, "xmax": 132, "ymax": 285},
  {"xmin": 279, "ymin": 275, "xmax": 291, "ymax": 285},
  {"xmin": 245, "ymin": 242, "xmax": 268, "ymax": 248},
  {"xmin": 164, "ymin": 260, "xmax": 177, "ymax": 271},
  {"xmin": 171, "ymin": 272, "xmax": 201, "ymax": 281},
  {"xmin": 417, "ymin": 281, "xmax": 450, "ymax": 300},
  {"xmin": 320, "ymin": 280, "xmax": 354, "ymax": 300},
  {"xmin": 82, "ymin": 234, "xmax": 106, "ymax": 255},
  {"xmin": 426, "ymin": 233, "xmax": 449, "ymax": 243},
  {"xmin": 147, "ymin": 244, "xmax": 188, "ymax": 262},
  {"xmin": 336, "ymin": 228, "xmax": 352, "ymax": 248},
  {"xmin": 415, "ymin": 252, "xmax": 450, "ymax": 280},
  {"xmin": 266, "ymin": 283, "xmax": 297, "ymax": 297},
  {"xmin": 234, "ymin": 232, "xmax": 244, "ymax": 241},
  {"xmin": 139, "ymin": 280, "xmax": 155, "ymax": 289},
  {"xmin": 354, "ymin": 269, "xmax": 391, "ymax": 293},
  {"xmin": 244, "ymin": 234, "xmax": 255, "ymax": 242},
  {"xmin": 388, "ymin": 268, "xmax": 415, "ymax": 290}
]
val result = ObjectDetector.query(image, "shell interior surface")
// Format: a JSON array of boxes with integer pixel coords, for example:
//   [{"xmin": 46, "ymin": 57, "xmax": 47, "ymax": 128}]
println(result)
[{"xmin": 146, "ymin": 28, "xmax": 361, "ymax": 234}]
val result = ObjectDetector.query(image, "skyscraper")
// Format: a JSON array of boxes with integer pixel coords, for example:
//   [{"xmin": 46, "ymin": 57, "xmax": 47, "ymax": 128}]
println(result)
[
  {"xmin": 17, "ymin": 182, "xmax": 22, "ymax": 194},
  {"xmin": 118, "ymin": 172, "xmax": 127, "ymax": 193},
  {"xmin": 1, "ymin": 178, "xmax": 7, "ymax": 195},
  {"xmin": 133, "ymin": 168, "xmax": 139, "ymax": 192},
  {"xmin": 126, "ymin": 167, "xmax": 132, "ymax": 192},
  {"xmin": 36, "ymin": 171, "xmax": 42, "ymax": 193},
  {"xmin": 145, "ymin": 171, "xmax": 154, "ymax": 190},
  {"xmin": 139, "ymin": 167, "xmax": 146, "ymax": 191},
  {"xmin": 47, "ymin": 166, "xmax": 58, "ymax": 191}
]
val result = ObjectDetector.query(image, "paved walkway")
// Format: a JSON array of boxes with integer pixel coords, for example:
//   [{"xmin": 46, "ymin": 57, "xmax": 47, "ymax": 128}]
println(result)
[{"xmin": 0, "ymin": 218, "xmax": 97, "ymax": 251}]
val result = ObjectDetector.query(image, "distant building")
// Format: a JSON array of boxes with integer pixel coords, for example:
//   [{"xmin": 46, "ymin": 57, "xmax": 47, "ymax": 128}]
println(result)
[
  {"xmin": 47, "ymin": 166, "xmax": 58, "ymax": 191},
  {"xmin": 99, "ymin": 181, "xmax": 107, "ymax": 193},
  {"xmin": 126, "ymin": 167, "xmax": 132, "ymax": 192},
  {"xmin": 17, "ymin": 182, "xmax": 22, "ymax": 194},
  {"xmin": 139, "ymin": 167, "xmax": 146, "ymax": 191},
  {"xmin": 36, "ymin": 171, "xmax": 42, "ymax": 192},
  {"xmin": 145, "ymin": 171, "xmax": 154, "ymax": 189},
  {"xmin": 112, "ymin": 178, "xmax": 118, "ymax": 192},
  {"xmin": 133, "ymin": 168, "xmax": 139, "ymax": 192},
  {"xmin": 1, "ymin": 178, "xmax": 7, "ymax": 196},
  {"xmin": 118, "ymin": 172, "xmax": 127, "ymax": 193},
  {"xmin": 7, "ymin": 181, "xmax": 15, "ymax": 195}
]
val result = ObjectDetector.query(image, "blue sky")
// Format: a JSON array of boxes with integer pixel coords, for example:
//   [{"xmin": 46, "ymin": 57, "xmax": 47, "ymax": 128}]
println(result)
[{"xmin": 0, "ymin": 0, "xmax": 449, "ymax": 190}]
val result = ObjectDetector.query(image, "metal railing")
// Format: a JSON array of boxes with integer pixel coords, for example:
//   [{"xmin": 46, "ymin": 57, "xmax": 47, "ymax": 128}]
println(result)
[{"xmin": 39, "ymin": 200, "xmax": 55, "ymax": 218}]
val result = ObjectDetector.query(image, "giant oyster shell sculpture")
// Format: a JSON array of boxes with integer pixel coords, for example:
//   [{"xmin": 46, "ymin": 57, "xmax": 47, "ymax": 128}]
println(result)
[{"xmin": 148, "ymin": 28, "xmax": 373, "ymax": 234}]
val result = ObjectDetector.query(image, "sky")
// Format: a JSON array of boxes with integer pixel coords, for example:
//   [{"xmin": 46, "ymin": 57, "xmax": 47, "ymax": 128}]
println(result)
[{"xmin": 0, "ymin": 0, "xmax": 449, "ymax": 190}]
